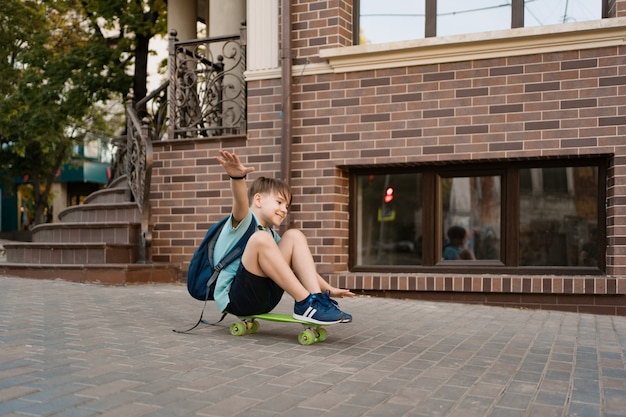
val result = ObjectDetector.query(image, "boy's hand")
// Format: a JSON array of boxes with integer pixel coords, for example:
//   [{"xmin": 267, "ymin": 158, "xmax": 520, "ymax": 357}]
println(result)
[
  {"xmin": 214, "ymin": 150, "xmax": 255, "ymax": 178},
  {"xmin": 329, "ymin": 287, "xmax": 356, "ymax": 298}
]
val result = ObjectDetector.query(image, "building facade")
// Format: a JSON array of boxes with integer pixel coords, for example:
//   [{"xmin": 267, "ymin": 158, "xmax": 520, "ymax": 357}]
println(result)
[{"xmin": 156, "ymin": 0, "xmax": 626, "ymax": 315}]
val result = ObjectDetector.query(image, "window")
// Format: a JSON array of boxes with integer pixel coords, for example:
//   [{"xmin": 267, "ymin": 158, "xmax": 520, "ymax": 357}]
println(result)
[
  {"xmin": 440, "ymin": 176, "xmax": 501, "ymax": 261},
  {"xmin": 356, "ymin": 0, "xmax": 604, "ymax": 45},
  {"xmin": 350, "ymin": 158, "xmax": 605, "ymax": 274},
  {"xmin": 357, "ymin": 0, "xmax": 425, "ymax": 45},
  {"xmin": 437, "ymin": 0, "xmax": 511, "ymax": 37},
  {"xmin": 519, "ymin": 166, "xmax": 599, "ymax": 267},
  {"xmin": 356, "ymin": 173, "xmax": 423, "ymax": 266}
]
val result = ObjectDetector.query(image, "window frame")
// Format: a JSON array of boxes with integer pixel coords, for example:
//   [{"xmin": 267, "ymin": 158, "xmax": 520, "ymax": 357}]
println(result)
[
  {"xmin": 353, "ymin": 0, "xmax": 611, "ymax": 45},
  {"xmin": 348, "ymin": 157, "xmax": 607, "ymax": 275}
]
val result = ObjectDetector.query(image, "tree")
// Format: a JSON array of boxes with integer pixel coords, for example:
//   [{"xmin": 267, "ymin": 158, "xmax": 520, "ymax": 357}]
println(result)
[
  {"xmin": 79, "ymin": 0, "xmax": 168, "ymax": 102},
  {"xmin": 0, "ymin": 0, "xmax": 167, "ymax": 226}
]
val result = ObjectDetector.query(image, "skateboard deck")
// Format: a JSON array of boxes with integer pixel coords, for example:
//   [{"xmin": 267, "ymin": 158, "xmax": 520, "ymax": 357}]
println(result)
[{"xmin": 229, "ymin": 313, "xmax": 331, "ymax": 345}]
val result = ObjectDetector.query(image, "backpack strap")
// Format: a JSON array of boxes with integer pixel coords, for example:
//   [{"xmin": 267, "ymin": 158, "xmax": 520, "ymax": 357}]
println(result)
[
  {"xmin": 206, "ymin": 216, "xmax": 257, "ymax": 294},
  {"xmin": 174, "ymin": 216, "xmax": 258, "ymax": 333}
]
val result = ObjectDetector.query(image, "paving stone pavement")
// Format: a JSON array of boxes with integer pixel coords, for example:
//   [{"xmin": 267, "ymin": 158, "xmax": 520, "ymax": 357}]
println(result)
[{"xmin": 1, "ymin": 275, "xmax": 626, "ymax": 417}]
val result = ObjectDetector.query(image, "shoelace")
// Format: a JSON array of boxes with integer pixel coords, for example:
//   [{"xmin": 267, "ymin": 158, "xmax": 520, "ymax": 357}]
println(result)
[
  {"xmin": 320, "ymin": 292, "xmax": 351, "ymax": 322},
  {"xmin": 320, "ymin": 291, "xmax": 340, "ymax": 308}
]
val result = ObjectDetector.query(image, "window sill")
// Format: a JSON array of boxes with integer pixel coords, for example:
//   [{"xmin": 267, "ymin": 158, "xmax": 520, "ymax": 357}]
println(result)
[
  {"xmin": 319, "ymin": 18, "xmax": 626, "ymax": 73},
  {"xmin": 351, "ymin": 265, "xmax": 605, "ymax": 276},
  {"xmin": 335, "ymin": 271, "xmax": 620, "ymax": 294}
]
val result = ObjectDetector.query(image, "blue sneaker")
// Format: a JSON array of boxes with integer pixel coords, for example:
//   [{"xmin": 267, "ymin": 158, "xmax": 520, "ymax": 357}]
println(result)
[
  {"xmin": 293, "ymin": 293, "xmax": 343, "ymax": 324},
  {"xmin": 321, "ymin": 291, "xmax": 352, "ymax": 323}
]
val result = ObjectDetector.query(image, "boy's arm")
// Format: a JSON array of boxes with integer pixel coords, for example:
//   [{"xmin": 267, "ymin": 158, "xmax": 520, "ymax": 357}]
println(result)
[
  {"xmin": 229, "ymin": 176, "xmax": 249, "ymax": 225},
  {"xmin": 214, "ymin": 150, "xmax": 255, "ymax": 224}
]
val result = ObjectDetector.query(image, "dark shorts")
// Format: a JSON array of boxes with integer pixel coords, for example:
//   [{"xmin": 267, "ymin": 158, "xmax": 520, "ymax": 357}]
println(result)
[{"xmin": 227, "ymin": 264, "xmax": 284, "ymax": 316}]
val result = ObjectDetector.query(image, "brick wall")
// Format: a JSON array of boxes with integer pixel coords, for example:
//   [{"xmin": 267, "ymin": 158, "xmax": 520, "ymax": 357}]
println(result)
[
  {"xmin": 292, "ymin": 0, "xmax": 353, "ymax": 65},
  {"xmin": 150, "ymin": 0, "xmax": 626, "ymax": 315}
]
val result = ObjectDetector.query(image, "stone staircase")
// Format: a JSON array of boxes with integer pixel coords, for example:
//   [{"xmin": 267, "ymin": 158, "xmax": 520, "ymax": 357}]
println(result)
[{"xmin": 0, "ymin": 176, "xmax": 180, "ymax": 285}]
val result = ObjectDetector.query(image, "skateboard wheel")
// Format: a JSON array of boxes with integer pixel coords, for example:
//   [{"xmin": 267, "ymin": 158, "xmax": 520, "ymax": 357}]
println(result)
[
  {"xmin": 247, "ymin": 320, "xmax": 259, "ymax": 334},
  {"xmin": 230, "ymin": 322, "xmax": 246, "ymax": 336},
  {"xmin": 298, "ymin": 329, "xmax": 316, "ymax": 345},
  {"xmin": 316, "ymin": 328, "xmax": 327, "ymax": 342}
]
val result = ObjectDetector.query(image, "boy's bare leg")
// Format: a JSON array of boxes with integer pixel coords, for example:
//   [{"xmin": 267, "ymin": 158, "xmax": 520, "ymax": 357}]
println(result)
[
  {"xmin": 241, "ymin": 229, "xmax": 350, "ymax": 323},
  {"xmin": 276, "ymin": 229, "xmax": 323, "ymax": 292},
  {"xmin": 241, "ymin": 231, "xmax": 312, "ymax": 301}
]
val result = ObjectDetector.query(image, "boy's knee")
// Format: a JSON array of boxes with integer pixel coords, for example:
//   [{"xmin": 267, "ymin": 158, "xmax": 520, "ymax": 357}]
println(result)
[
  {"xmin": 281, "ymin": 228, "xmax": 307, "ymax": 245},
  {"xmin": 248, "ymin": 230, "xmax": 276, "ymax": 248}
]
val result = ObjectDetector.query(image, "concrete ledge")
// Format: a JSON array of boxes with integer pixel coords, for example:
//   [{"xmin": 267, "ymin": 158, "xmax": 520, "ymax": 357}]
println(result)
[
  {"xmin": 330, "ymin": 273, "xmax": 626, "ymax": 295},
  {"xmin": 320, "ymin": 18, "xmax": 626, "ymax": 72},
  {"xmin": 0, "ymin": 263, "xmax": 181, "ymax": 285},
  {"xmin": 360, "ymin": 289, "xmax": 626, "ymax": 316}
]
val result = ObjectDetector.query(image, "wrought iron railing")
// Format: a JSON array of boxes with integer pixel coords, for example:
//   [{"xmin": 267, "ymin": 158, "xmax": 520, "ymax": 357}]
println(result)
[
  {"xmin": 125, "ymin": 94, "xmax": 153, "ymax": 263},
  {"xmin": 136, "ymin": 81, "xmax": 169, "ymax": 141},
  {"xmin": 119, "ymin": 27, "xmax": 246, "ymax": 262},
  {"xmin": 168, "ymin": 28, "xmax": 247, "ymax": 139}
]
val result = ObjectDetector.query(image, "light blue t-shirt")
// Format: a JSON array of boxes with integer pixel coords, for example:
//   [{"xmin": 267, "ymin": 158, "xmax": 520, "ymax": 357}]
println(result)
[
  {"xmin": 212, "ymin": 211, "xmax": 280, "ymax": 312},
  {"xmin": 442, "ymin": 244, "xmax": 462, "ymax": 260}
]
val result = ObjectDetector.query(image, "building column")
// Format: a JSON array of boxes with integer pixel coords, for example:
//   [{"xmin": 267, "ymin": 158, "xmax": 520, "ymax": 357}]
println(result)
[
  {"xmin": 168, "ymin": 0, "xmax": 197, "ymax": 41},
  {"xmin": 246, "ymin": 0, "xmax": 279, "ymax": 73},
  {"xmin": 207, "ymin": 0, "xmax": 245, "ymax": 36}
]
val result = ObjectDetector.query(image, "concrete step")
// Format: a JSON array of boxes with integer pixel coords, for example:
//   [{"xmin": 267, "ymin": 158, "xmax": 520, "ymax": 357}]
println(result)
[
  {"xmin": 0, "ymin": 262, "xmax": 181, "ymax": 285},
  {"xmin": 31, "ymin": 222, "xmax": 140, "ymax": 244},
  {"xmin": 58, "ymin": 202, "xmax": 140, "ymax": 223},
  {"xmin": 3, "ymin": 242, "xmax": 138, "ymax": 264},
  {"xmin": 83, "ymin": 187, "xmax": 131, "ymax": 205},
  {"xmin": 107, "ymin": 174, "xmax": 129, "ymax": 189}
]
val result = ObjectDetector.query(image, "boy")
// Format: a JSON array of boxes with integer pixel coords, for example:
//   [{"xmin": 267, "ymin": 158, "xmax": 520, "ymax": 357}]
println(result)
[
  {"xmin": 442, "ymin": 225, "xmax": 476, "ymax": 260},
  {"xmin": 212, "ymin": 150, "xmax": 353, "ymax": 324}
]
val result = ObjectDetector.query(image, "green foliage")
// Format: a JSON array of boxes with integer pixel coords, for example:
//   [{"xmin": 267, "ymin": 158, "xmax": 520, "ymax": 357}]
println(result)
[{"xmin": 0, "ymin": 0, "xmax": 167, "ymax": 225}]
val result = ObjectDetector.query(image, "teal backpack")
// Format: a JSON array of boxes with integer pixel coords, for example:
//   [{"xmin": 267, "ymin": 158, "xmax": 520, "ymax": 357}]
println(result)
[{"xmin": 176, "ymin": 215, "xmax": 257, "ymax": 332}]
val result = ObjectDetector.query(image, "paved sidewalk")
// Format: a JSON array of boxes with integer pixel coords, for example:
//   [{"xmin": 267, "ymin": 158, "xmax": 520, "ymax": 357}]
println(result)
[{"xmin": 1, "ymin": 276, "xmax": 626, "ymax": 417}]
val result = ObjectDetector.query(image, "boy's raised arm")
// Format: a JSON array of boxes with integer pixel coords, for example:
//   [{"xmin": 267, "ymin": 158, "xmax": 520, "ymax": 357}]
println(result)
[{"xmin": 214, "ymin": 150, "xmax": 255, "ymax": 224}]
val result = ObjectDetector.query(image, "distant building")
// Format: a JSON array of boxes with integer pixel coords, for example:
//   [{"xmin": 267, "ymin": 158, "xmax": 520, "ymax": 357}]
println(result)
[{"xmin": 0, "ymin": 133, "xmax": 112, "ymax": 238}]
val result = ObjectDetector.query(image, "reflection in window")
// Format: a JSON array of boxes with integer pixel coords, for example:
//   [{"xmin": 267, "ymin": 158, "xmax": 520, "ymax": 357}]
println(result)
[
  {"xmin": 356, "ymin": 173, "xmax": 422, "ymax": 265},
  {"xmin": 441, "ymin": 176, "xmax": 501, "ymax": 261},
  {"xmin": 359, "ymin": 0, "xmax": 425, "ymax": 44},
  {"xmin": 525, "ymin": 0, "xmax": 601, "ymax": 26},
  {"xmin": 358, "ymin": 0, "xmax": 602, "ymax": 45},
  {"xmin": 520, "ymin": 167, "xmax": 569, "ymax": 195},
  {"xmin": 519, "ymin": 166, "xmax": 598, "ymax": 266},
  {"xmin": 437, "ymin": 0, "xmax": 511, "ymax": 37}
]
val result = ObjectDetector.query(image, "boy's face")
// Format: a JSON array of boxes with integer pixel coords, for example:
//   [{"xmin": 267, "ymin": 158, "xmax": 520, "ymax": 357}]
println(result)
[{"xmin": 255, "ymin": 191, "xmax": 289, "ymax": 227}]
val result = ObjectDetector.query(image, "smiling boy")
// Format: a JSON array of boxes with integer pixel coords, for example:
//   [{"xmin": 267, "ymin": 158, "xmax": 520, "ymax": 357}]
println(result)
[{"xmin": 212, "ymin": 150, "xmax": 353, "ymax": 324}]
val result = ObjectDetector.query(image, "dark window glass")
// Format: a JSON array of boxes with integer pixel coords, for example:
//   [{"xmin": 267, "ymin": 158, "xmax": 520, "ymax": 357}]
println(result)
[
  {"xmin": 351, "ymin": 160, "xmax": 604, "ymax": 273},
  {"xmin": 440, "ymin": 176, "xmax": 501, "ymax": 261},
  {"xmin": 519, "ymin": 166, "xmax": 598, "ymax": 266},
  {"xmin": 356, "ymin": 173, "xmax": 423, "ymax": 266}
]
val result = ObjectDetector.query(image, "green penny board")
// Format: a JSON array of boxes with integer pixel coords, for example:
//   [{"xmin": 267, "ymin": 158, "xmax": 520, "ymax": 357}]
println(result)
[{"xmin": 229, "ymin": 313, "xmax": 331, "ymax": 345}]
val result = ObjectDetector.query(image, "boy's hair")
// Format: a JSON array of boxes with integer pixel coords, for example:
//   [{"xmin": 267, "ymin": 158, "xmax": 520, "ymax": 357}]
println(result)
[
  {"xmin": 447, "ymin": 225, "xmax": 467, "ymax": 241},
  {"xmin": 248, "ymin": 177, "xmax": 293, "ymax": 206}
]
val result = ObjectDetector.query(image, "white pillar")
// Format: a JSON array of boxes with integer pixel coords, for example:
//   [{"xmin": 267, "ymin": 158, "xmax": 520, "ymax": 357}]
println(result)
[
  {"xmin": 246, "ymin": 0, "xmax": 279, "ymax": 72},
  {"xmin": 168, "ymin": 0, "xmax": 197, "ymax": 41},
  {"xmin": 207, "ymin": 0, "xmax": 245, "ymax": 36}
]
